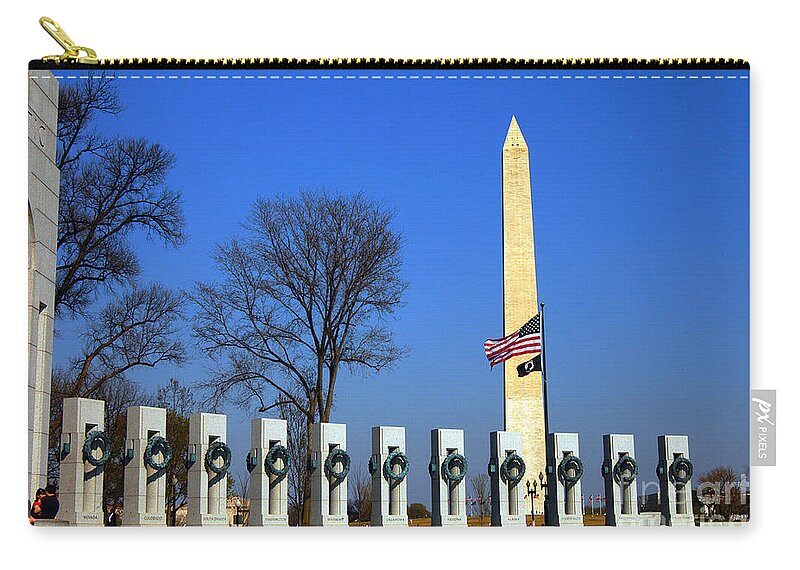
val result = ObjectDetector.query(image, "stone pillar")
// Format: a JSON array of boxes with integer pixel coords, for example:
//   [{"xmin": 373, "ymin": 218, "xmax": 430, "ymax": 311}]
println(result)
[
  {"xmin": 310, "ymin": 422, "xmax": 349, "ymax": 526},
  {"xmin": 429, "ymin": 429, "xmax": 467, "ymax": 526},
  {"xmin": 370, "ymin": 426, "xmax": 409, "ymax": 527},
  {"xmin": 657, "ymin": 435, "xmax": 695, "ymax": 527},
  {"xmin": 186, "ymin": 413, "xmax": 229, "ymax": 526},
  {"xmin": 28, "ymin": 70, "xmax": 59, "ymax": 502},
  {"xmin": 248, "ymin": 418, "xmax": 289, "ymax": 526},
  {"xmin": 602, "ymin": 434, "xmax": 641, "ymax": 527},
  {"xmin": 545, "ymin": 432, "xmax": 584, "ymax": 526},
  {"xmin": 59, "ymin": 398, "xmax": 106, "ymax": 526},
  {"xmin": 489, "ymin": 431, "xmax": 526, "ymax": 527},
  {"xmin": 122, "ymin": 406, "xmax": 168, "ymax": 526}
]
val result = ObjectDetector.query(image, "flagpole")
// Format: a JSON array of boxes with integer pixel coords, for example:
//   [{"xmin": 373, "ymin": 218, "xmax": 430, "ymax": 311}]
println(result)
[{"xmin": 540, "ymin": 302, "xmax": 550, "ymax": 439}]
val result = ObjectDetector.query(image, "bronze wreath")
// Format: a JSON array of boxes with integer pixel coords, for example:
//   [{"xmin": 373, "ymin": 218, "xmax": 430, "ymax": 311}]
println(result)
[
  {"xmin": 442, "ymin": 452, "xmax": 468, "ymax": 483},
  {"xmin": 82, "ymin": 431, "xmax": 111, "ymax": 467},
  {"xmin": 500, "ymin": 453, "xmax": 526, "ymax": 484},
  {"xmin": 144, "ymin": 435, "xmax": 172, "ymax": 471},
  {"xmin": 205, "ymin": 441, "xmax": 232, "ymax": 475},
  {"xmin": 383, "ymin": 450, "xmax": 410, "ymax": 482},
  {"xmin": 558, "ymin": 454, "xmax": 584, "ymax": 484},
  {"xmin": 669, "ymin": 456, "xmax": 693, "ymax": 487},
  {"xmin": 324, "ymin": 448, "xmax": 351, "ymax": 481}
]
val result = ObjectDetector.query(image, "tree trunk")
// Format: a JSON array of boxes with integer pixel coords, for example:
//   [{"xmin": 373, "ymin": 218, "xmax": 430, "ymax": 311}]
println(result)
[{"xmin": 300, "ymin": 417, "xmax": 314, "ymax": 526}]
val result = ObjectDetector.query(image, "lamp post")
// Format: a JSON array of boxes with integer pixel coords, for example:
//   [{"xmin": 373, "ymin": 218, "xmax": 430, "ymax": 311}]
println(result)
[
  {"xmin": 539, "ymin": 471, "xmax": 546, "ymax": 503},
  {"xmin": 525, "ymin": 479, "xmax": 538, "ymax": 526},
  {"xmin": 539, "ymin": 471, "xmax": 549, "ymax": 526}
]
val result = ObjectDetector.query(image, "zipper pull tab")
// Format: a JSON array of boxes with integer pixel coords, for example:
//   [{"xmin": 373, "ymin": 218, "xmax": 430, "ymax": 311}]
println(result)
[{"xmin": 39, "ymin": 16, "xmax": 99, "ymax": 64}]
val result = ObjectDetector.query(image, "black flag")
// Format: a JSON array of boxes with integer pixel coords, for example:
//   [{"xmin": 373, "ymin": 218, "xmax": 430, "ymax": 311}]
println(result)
[{"xmin": 516, "ymin": 354, "xmax": 542, "ymax": 377}]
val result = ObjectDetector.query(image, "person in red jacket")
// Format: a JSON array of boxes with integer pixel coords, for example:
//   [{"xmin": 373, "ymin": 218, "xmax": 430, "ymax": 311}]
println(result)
[{"xmin": 29, "ymin": 488, "xmax": 45, "ymax": 524}]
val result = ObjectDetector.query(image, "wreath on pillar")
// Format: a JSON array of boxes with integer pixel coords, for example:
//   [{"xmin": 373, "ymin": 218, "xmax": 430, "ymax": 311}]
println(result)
[
  {"xmin": 442, "ymin": 452, "xmax": 468, "ymax": 483},
  {"xmin": 82, "ymin": 430, "xmax": 111, "ymax": 467},
  {"xmin": 557, "ymin": 454, "xmax": 584, "ymax": 484},
  {"xmin": 500, "ymin": 453, "xmax": 526, "ymax": 484},
  {"xmin": 265, "ymin": 443, "xmax": 290, "ymax": 479},
  {"xmin": 383, "ymin": 450, "xmax": 410, "ymax": 482},
  {"xmin": 668, "ymin": 457, "xmax": 693, "ymax": 487},
  {"xmin": 205, "ymin": 441, "xmax": 232, "ymax": 475},
  {"xmin": 613, "ymin": 455, "xmax": 638, "ymax": 484},
  {"xmin": 324, "ymin": 448, "xmax": 351, "ymax": 482},
  {"xmin": 144, "ymin": 435, "xmax": 173, "ymax": 471}
]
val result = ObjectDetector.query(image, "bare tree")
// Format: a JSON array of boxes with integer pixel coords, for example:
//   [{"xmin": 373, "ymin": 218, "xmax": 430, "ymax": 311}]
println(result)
[
  {"xmin": 48, "ymin": 288, "xmax": 184, "ymax": 468},
  {"xmin": 469, "ymin": 474, "xmax": 491, "ymax": 519},
  {"xmin": 50, "ymin": 285, "xmax": 186, "ymax": 440},
  {"xmin": 226, "ymin": 473, "xmax": 237, "ymax": 498},
  {"xmin": 154, "ymin": 378, "xmax": 196, "ymax": 526},
  {"xmin": 57, "ymin": 72, "xmax": 122, "ymax": 174},
  {"xmin": 45, "ymin": 73, "xmax": 188, "ymax": 518},
  {"xmin": 698, "ymin": 465, "xmax": 748, "ymax": 520},
  {"xmin": 276, "ymin": 393, "xmax": 310, "ymax": 524},
  {"xmin": 233, "ymin": 471, "xmax": 250, "ymax": 526},
  {"xmin": 348, "ymin": 465, "xmax": 371, "ymax": 523},
  {"xmin": 47, "ymin": 376, "xmax": 149, "ymax": 488},
  {"xmin": 192, "ymin": 190, "xmax": 407, "ymax": 524},
  {"xmin": 98, "ymin": 378, "xmax": 153, "ymax": 504},
  {"xmin": 49, "ymin": 73, "xmax": 188, "ymax": 457},
  {"xmin": 155, "ymin": 377, "xmax": 196, "ymax": 417},
  {"xmin": 55, "ymin": 72, "xmax": 185, "ymax": 318}
]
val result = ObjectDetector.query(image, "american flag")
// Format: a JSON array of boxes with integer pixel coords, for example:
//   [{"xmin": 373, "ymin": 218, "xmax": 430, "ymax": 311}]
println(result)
[{"xmin": 484, "ymin": 313, "xmax": 542, "ymax": 367}]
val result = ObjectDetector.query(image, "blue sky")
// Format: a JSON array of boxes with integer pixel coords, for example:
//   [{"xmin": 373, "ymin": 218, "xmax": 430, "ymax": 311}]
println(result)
[{"xmin": 53, "ymin": 69, "xmax": 749, "ymax": 507}]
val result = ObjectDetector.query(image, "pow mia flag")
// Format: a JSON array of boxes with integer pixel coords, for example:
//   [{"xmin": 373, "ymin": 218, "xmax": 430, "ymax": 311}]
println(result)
[{"xmin": 517, "ymin": 354, "xmax": 542, "ymax": 377}]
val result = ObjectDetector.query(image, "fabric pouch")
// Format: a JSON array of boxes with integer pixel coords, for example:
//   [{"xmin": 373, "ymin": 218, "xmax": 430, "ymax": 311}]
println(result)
[{"xmin": 28, "ymin": 17, "xmax": 749, "ymax": 528}]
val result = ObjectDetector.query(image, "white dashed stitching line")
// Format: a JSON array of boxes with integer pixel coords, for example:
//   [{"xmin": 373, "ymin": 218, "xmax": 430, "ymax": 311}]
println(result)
[{"xmin": 34, "ymin": 73, "xmax": 749, "ymax": 81}]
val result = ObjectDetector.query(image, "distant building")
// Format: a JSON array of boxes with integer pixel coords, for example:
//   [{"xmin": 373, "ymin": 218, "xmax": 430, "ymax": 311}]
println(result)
[{"xmin": 171, "ymin": 495, "xmax": 249, "ymax": 526}]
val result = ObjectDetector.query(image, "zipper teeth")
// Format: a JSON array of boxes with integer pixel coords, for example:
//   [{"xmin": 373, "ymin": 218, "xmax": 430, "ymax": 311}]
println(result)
[{"xmin": 34, "ymin": 57, "xmax": 750, "ymax": 69}]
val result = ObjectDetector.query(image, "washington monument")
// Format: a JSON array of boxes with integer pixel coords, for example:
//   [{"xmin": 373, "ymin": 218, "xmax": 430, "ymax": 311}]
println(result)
[{"xmin": 502, "ymin": 116, "xmax": 546, "ymax": 515}]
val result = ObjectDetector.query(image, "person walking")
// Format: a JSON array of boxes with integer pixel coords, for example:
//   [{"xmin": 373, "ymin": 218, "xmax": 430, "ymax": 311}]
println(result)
[{"xmin": 104, "ymin": 499, "xmax": 116, "ymax": 526}]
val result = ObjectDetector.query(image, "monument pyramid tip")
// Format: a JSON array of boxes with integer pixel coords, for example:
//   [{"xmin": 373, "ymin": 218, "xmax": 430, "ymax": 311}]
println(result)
[{"xmin": 504, "ymin": 115, "xmax": 526, "ymax": 146}]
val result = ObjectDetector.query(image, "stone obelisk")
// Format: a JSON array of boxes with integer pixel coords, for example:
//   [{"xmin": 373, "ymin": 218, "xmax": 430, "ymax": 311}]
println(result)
[{"xmin": 502, "ymin": 116, "xmax": 546, "ymax": 516}]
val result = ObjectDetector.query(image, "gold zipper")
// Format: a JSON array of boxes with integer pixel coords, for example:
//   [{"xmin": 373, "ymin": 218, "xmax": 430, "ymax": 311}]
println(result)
[
  {"xmin": 36, "ymin": 16, "xmax": 748, "ymax": 70},
  {"xmin": 39, "ymin": 17, "xmax": 98, "ymax": 65}
]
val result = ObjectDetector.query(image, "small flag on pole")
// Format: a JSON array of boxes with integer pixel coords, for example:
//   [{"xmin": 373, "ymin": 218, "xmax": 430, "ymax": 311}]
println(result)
[{"xmin": 484, "ymin": 313, "xmax": 542, "ymax": 367}]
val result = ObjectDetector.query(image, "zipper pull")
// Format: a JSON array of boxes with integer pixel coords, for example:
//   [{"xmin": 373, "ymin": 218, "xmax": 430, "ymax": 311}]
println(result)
[{"xmin": 39, "ymin": 16, "xmax": 98, "ymax": 64}]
